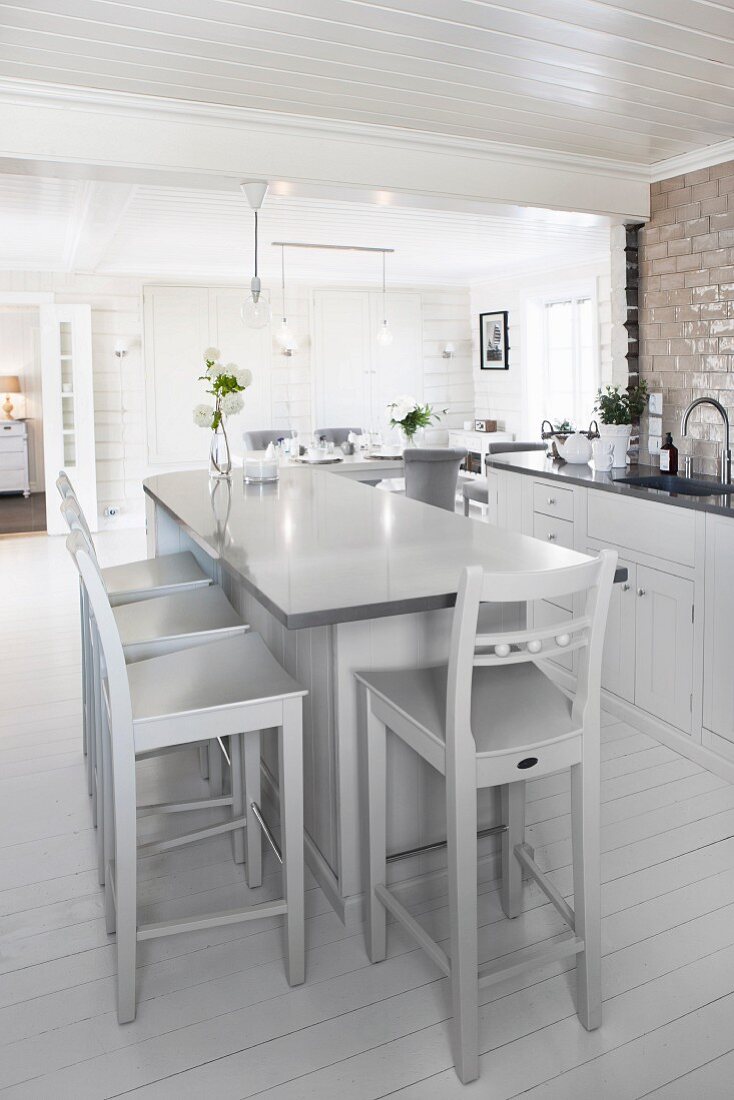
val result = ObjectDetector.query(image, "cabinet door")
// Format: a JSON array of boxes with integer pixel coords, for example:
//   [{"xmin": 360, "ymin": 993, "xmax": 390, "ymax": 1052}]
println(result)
[
  {"xmin": 601, "ymin": 558, "xmax": 636, "ymax": 703},
  {"xmin": 369, "ymin": 292, "xmax": 423, "ymax": 433},
  {"xmin": 704, "ymin": 515, "xmax": 734, "ymax": 743},
  {"xmin": 634, "ymin": 564, "xmax": 694, "ymax": 733},
  {"xmin": 312, "ymin": 291, "xmax": 370, "ymax": 430},
  {"xmin": 40, "ymin": 304, "xmax": 97, "ymax": 534}
]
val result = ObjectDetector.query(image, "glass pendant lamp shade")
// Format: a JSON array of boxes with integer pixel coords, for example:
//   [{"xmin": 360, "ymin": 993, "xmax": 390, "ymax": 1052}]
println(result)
[
  {"xmin": 241, "ymin": 276, "xmax": 271, "ymax": 328},
  {"xmin": 376, "ymin": 320, "xmax": 393, "ymax": 346}
]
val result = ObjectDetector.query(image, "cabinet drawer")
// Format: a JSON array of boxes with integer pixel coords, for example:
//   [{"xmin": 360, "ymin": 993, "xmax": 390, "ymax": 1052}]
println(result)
[
  {"xmin": 0, "ymin": 469, "xmax": 26, "ymax": 491},
  {"xmin": 533, "ymin": 481, "xmax": 574, "ymax": 522},
  {"xmin": 588, "ymin": 491, "xmax": 695, "ymax": 567},
  {"xmin": 0, "ymin": 422, "xmax": 26, "ymax": 438},
  {"xmin": 0, "ymin": 440, "xmax": 25, "ymax": 459},
  {"xmin": 533, "ymin": 512, "xmax": 574, "ymax": 550}
]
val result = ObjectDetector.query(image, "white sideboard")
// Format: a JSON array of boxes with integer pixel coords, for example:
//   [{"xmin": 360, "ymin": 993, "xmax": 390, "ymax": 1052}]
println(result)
[
  {"xmin": 0, "ymin": 421, "xmax": 30, "ymax": 496},
  {"xmin": 448, "ymin": 429, "xmax": 514, "ymax": 474}
]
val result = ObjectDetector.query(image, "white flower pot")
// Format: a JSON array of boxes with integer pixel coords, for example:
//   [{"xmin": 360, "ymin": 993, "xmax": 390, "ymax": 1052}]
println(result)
[{"xmin": 598, "ymin": 424, "xmax": 632, "ymax": 468}]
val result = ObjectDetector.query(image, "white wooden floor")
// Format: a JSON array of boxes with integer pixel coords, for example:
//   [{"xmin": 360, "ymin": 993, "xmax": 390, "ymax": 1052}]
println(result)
[{"xmin": 3, "ymin": 531, "xmax": 734, "ymax": 1098}]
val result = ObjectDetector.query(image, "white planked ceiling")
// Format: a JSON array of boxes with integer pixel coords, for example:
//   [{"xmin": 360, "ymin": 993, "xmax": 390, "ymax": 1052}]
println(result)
[
  {"xmin": 0, "ymin": 173, "xmax": 610, "ymax": 282},
  {"xmin": 0, "ymin": 0, "xmax": 733, "ymax": 165}
]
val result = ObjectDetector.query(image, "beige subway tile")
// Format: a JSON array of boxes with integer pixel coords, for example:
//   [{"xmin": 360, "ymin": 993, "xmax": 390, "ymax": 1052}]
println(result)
[
  {"xmin": 690, "ymin": 180, "xmax": 718, "ymax": 200},
  {"xmin": 700, "ymin": 301, "xmax": 729, "ymax": 318},
  {"xmin": 676, "ymin": 253, "xmax": 703, "ymax": 271},
  {"xmin": 719, "ymin": 175, "xmax": 734, "ymax": 194},
  {"xmin": 652, "ymin": 257, "xmax": 677, "ymax": 274},
  {"xmin": 710, "ymin": 160, "xmax": 734, "ymax": 179},
  {"xmin": 667, "ymin": 238, "xmax": 692, "ymax": 257},
  {"xmin": 711, "ymin": 211, "xmax": 734, "ymax": 231},
  {"xmin": 683, "ymin": 216, "xmax": 711, "ymax": 236},
  {"xmin": 660, "ymin": 272, "xmax": 686, "ymax": 289},
  {"xmin": 658, "ymin": 222, "xmax": 685, "ymax": 242},
  {"xmin": 701, "ymin": 196, "xmax": 728, "ymax": 216},
  {"xmin": 676, "ymin": 203, "xmax": 702, "ymax": 223},
  {"xmin": 684, "ymin": 270, "xmax": 712, "ymax": 287},
  {"xmin": 660, "ymin": 174, "xmax": 687, "ymax": 192},
  {"xmin": 685, "ymin": 167, "xmax": 712, "ymax": 186}
]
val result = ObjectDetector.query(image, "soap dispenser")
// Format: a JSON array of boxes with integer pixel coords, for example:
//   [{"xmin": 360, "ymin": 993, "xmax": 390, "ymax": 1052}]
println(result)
[{"xmin": 660, "ymin": 432, "xmax": 678, "ymax": 475}]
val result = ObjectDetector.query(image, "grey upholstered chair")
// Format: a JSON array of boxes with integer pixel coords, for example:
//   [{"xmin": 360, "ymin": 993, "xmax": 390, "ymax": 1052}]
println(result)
[
  {"xmin": 314, "ymin": 427, "xmax": 363, "ymax": 446},
  {"xmin": 243, "ymin": 429, "xmax": 295, "ymax": 451},
  {"xmin": 404, "ymin": 447, "xmax": 467, "ymax": 512},
  {"xmin": 463, "ymin": 441, "xmax": 546, "ymax": 515}
]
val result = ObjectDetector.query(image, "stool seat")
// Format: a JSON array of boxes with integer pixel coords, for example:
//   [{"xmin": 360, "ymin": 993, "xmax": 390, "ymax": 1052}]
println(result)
[
  {"xmin": 462, "ymin": 480, "xmax": 489, "ymax": 507},
  {"xmin": 103, "ymin": 551, "xmax": 211, "ymax": 605},
  {"xmin": 128, "ymin": 632, "xmax": 305, "ymax": 736},
  {"xmin": 114, "ymin": 584, "xmax": 245, "ymax": 660},
  {"xmin": 357, "ymin": 661, "xmax": 575, "ymax": 758}
]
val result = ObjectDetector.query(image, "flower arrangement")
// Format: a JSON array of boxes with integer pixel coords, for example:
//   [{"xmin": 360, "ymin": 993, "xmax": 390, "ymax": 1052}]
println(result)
[
  {"xmin": 387, "ymin": 395, "xmax": 446, "ymax": 443},
  {"xmin": 193, "ymin": 347, "xmax": 253, "ymax": 478}
]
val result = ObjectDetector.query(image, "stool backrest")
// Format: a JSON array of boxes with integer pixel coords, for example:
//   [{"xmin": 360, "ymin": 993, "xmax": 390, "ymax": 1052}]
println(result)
[
  {"xmin": 60, "ymin": 496, "xmax": 97, "ymax": 560},
  {"xmin": 446, "ymin": 550, "xmax": 617, "ymax": 755},
  {"xmin": 65, "ymin": 530, "xmax": 134, "ymax": 773},
  {"xmin": 404, "ymin": 447, "xmax": 467, "ymax": 512},
  {"xmin": 314, "ymin": 427, "xmax": 363, "ymax": 446},
  {"xmin": 486, "ymin": 442, "xmax": 546, "ymax": 456},
  {"xmin": 243, "ymin": 429, "xmax": 294, "ymax": 451},
  {"xmin": 56, "ymin": 471, "xmax": 76, "ymax": 501}
]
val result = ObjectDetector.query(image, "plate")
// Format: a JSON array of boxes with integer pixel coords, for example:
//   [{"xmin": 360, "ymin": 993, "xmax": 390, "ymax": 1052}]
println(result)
[
  {"xmin": 368, "ymin": 450, "xmax": 404, "ymax": 460},
  {"xmin": 296, "ymin": 455, "xmax": 344, "ymax": 464}
]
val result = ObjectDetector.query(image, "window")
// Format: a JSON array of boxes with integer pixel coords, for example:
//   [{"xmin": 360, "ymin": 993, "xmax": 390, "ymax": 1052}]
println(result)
[{"xmin": 541, "ymin": 295, "xmax": 597, "ymax": 429}]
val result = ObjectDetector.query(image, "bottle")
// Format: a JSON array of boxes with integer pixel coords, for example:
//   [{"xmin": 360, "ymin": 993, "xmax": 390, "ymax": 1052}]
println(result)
[{"xmin": 660, "ymin": 432, "xmax": 678, "ymax": 475}]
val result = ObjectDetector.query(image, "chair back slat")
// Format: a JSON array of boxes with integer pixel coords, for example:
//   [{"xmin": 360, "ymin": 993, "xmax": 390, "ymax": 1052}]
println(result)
[{"xmin": 60, "ymin": 497, "xmax": 97, "ymax": 562}]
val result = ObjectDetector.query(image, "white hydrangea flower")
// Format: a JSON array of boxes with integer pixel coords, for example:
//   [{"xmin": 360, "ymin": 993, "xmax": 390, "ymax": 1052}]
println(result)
[
  {"xmin": 236, "ymin": 367, "xmax": 253, "ymax": 388},
  {"xmin": 207, "ymin": 361, "xmax": 222, "ymax": 377},
  {"xmin": 388, "ymin": 395, "xmax": 417, "ymax": 422},
  {"xmin": 193, "ymin": 403, "xmax": 214, "ymax": 428},
  {"xmin": 203, "ymin": 346, "xmax": 220, "ymax": 362},
  {"xmin": 223, "ymin": 362, "xmax": 239, "ymax": 376},
  {"xmin": 220, "ymin": 392, "xmax": 245, "ymax": 416}
]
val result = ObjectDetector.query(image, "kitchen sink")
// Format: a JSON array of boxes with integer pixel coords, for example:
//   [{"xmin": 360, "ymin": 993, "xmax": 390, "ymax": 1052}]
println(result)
[{"xmin": 613, "ymin": 474, "xmax": 734, "ymax": 496}]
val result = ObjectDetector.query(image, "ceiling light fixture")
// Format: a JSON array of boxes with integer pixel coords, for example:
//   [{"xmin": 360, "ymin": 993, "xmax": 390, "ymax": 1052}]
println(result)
[
  {"xmin": 376, "ymin": 250, "xmax": 393, "ymax": 347},
  {"xmin": 240, "ymin": 181, "xmax": 271, "ymax": 329}
]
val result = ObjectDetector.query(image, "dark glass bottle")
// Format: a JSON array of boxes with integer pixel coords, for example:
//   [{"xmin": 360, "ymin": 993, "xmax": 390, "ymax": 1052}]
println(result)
[{"xmin": 660, "ymin": 432, "xmax": 678, "ymax": 475}]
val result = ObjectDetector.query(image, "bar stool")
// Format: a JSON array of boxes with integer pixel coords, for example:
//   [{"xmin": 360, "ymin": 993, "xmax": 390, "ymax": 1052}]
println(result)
[
  {"xmin": 356, "ymin": 550, "xmax": 617, "ymax": 1083},
  {"xmin": 404, "ymin": 447, "xmax": 467, "ymax": 512},
  {"xmin": 62, "ymin": 499, "xmax": 245, "ymax": 849},
  {"xmin": 68, "ymin": 530, "xmax": 307, "ymax": 1023}
]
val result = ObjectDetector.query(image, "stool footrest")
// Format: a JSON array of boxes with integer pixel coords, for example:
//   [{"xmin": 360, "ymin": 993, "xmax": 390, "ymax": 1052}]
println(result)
[
  {"xmin": 137, "ymin": 898, "xmax": 288, "ymax": 941},
  {"xmin": 478, "ymin": 935, "xmax": 584, "ymax": 988},
  {"xmin": 137, "ymin": 796, "xmax": 233, "ymax": 817},
  {"xmin": 375, "ymin": 884, "xmax": 450, "ymax": 977},
  {"xmin": 138, "ymin": 816, "xmax": 246, "ymax": 856},
  {"xmin": 514, "ymin": 841, "xmax": 575, "ymax": 930},
  {"xmin": 251, "ymin": 801, "xmax": 283, "ymax": 865}
]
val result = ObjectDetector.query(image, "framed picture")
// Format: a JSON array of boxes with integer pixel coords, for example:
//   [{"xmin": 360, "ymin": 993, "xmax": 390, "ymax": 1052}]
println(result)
[{"xmin": 480, "ymin": 311, "xmax": 509, "ymax": 370}]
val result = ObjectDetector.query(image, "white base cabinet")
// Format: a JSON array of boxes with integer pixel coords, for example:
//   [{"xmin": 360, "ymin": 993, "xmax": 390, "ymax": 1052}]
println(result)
[{"xmin": 704, "ymin": 515, "xmax": 734, "ymax": 758}]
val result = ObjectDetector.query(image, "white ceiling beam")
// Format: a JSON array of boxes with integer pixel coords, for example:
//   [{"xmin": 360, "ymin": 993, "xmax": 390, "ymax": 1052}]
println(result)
[{"xmin": 0, "ymin": 83, "xmax": 650, "ymax": 220}]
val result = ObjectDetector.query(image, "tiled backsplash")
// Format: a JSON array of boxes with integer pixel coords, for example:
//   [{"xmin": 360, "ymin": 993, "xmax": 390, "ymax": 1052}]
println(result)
[{"xmin": 639, "ymin": 162, "xmax": 734, "ymax": 475}]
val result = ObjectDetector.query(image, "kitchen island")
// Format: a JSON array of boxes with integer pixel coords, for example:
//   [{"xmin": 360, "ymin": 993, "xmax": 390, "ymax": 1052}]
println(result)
[{"xmin": 144, "ymin": 463, "xmax": 592, "ymax": 923}]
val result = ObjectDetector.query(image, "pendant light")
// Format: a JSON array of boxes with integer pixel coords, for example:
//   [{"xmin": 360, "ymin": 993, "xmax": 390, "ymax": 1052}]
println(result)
[
  {"xmin": 376, "ymin": 250, "xmax": 393, "ymax": 346},
  {"xmin": 240, "ymin": 181, "xmax": 271, "ymax": 329},
  {"xmin": 276, "ymin": 245, "xmax": 298, "ymax": 355}
]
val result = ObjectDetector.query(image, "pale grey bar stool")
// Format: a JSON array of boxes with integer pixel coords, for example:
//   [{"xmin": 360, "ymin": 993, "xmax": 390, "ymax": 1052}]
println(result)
[
  {"xmin": 314, "ymin": 427, "xmax": 363, "ymax": 446},
  {"xmin": 404, "ymin": 447, "xmax": 467, "ymax": 512},
  {"xmin": 68, "ymin": 529, "xmax": 307, "ymax": 1024},
  {"xmin": 463, "ymin": 442, "xmax": 546, "ymax": 516},
  {"xmin": 243, "ymin": 429, "xmax": 295, "ymax": 450},
  {"xmin": 356, "ymin": 550, "xmax": 617, "ymax": 1083},
  {"xmin": 61, "ymin": 498, "xmax": 249, "ymax": 882}
]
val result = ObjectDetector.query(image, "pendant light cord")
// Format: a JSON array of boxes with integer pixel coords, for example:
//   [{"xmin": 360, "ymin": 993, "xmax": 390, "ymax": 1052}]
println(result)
[
  {"xmin": 281, "ymin": 244, "xmax": 287, "ymax": 325},
  {"xmin": 254, "ymin": 210, "xmax": 259, "ymax": 278}
]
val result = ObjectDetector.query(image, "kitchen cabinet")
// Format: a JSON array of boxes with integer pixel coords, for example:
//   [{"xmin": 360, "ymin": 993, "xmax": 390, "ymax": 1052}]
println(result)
[
  {"xmin": 634, "ymin": 565, "xmax": 694, "ymax": 734},
  {"xmin": 704, "ymin": 515, "xmax": 734, "ymax": 749},
  {"xmin": 600, "ymin": 557, "xmax": 636, "ymax": 704}
]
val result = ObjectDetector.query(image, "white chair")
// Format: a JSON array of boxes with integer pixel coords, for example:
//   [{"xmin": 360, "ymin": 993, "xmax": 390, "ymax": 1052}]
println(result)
[
  {"xmin": 68, "ymin": 530, "xmax": 307, "ymax": 1023},
  {"xmin": 356, "ymin": 550, "xmax": 617, "ymax": 1083}
]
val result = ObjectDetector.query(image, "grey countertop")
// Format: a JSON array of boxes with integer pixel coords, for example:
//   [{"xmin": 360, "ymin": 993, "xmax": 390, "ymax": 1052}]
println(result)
[
  {"xmin": 485, "ymin": 451, "xmax": 734, "ymax": 517},
  {"xmin": 144, "ymin": 467, "xmax": 591, "ymax": 629}
]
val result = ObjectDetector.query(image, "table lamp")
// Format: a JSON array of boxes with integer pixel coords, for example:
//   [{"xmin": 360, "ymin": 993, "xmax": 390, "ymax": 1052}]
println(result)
[{"xmin": 0, "ymin": 376, "xmax": 20, "ymax": 420}]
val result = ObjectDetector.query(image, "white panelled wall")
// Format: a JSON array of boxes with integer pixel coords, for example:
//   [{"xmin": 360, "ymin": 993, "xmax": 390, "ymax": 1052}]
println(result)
[
  {"xmin": 0, "ymin": 273, "xmax": 472, "ymax": 524},
  {"xmin": 471, "ymin": 258, "xmax": 615, "ymax": 441}
]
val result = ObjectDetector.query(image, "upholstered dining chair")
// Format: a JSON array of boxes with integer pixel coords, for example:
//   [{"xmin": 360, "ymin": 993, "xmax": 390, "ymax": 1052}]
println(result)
[
  {"xmin": 463, "ymin": 442, "xmax": 547, "ymax": 515},
  {"xmin": 404, "ymin": 447, "xmax": 467, "ymax": 512},
  {"xmin": 314, "ymin": 427, "xmax": 363, "ymax": 446},
  {"xmin": 243, "ymin": 429, "xmax": 295, "ymax": 451}
]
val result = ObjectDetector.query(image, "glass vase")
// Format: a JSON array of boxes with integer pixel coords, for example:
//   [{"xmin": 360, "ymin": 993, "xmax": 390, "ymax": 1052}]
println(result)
[{"xmin": 209, "ymin": 419, "xmax": 232, "ymax": 479}]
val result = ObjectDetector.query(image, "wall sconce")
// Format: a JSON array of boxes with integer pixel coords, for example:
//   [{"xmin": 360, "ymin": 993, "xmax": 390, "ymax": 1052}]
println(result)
[
  {"xmin": 114, "ymin": 341, "xmax": 127, "ymax": 360},
  {"xmin": 280, "ymin": 333, "xmax": 298, "ymax": 357},
  {"xmin": 442, "ymin": 342, "xmax": 455, "ymax": 359}
]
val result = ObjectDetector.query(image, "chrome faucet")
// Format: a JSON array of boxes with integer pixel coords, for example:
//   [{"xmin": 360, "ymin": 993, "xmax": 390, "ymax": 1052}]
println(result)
[{"xmin": 680, "ymin": 397, "xmax": 732, "ymax": 484}]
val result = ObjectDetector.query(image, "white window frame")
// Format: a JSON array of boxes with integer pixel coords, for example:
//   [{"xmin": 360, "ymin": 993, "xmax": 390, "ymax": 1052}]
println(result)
[{"xmin": 539, "ymin": 284, "xmax": 600, "ymax": 431}]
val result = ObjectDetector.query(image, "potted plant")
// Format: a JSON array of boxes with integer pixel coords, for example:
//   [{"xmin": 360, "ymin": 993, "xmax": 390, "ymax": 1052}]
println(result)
[
  {"xmin": 387, "ymin": 395, "xmax": 446, "ymax": 447},
  {"xmin": 594, "ymin": 382, "xmax": 648, "ymax": 468},
  {"xmin": 193, "ymin": 348, "xmax": 253, "ymax": 479}
]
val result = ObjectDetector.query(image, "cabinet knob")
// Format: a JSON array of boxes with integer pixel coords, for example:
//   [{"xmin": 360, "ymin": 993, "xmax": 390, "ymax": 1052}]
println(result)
[
  {"xmin": 637, "ymin": 587, "xmax": 646, "ymax": 597},
  {"xmin": 547, "ymin": 532, "xmax": 557, "ymax": 541},
  {"xmin": 622, "ymin": 583, "xmax": 630, "ymax": 592},
  {"xmin": 547, "ymin": 497, "xmax": 556, "ymax": 505}
]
